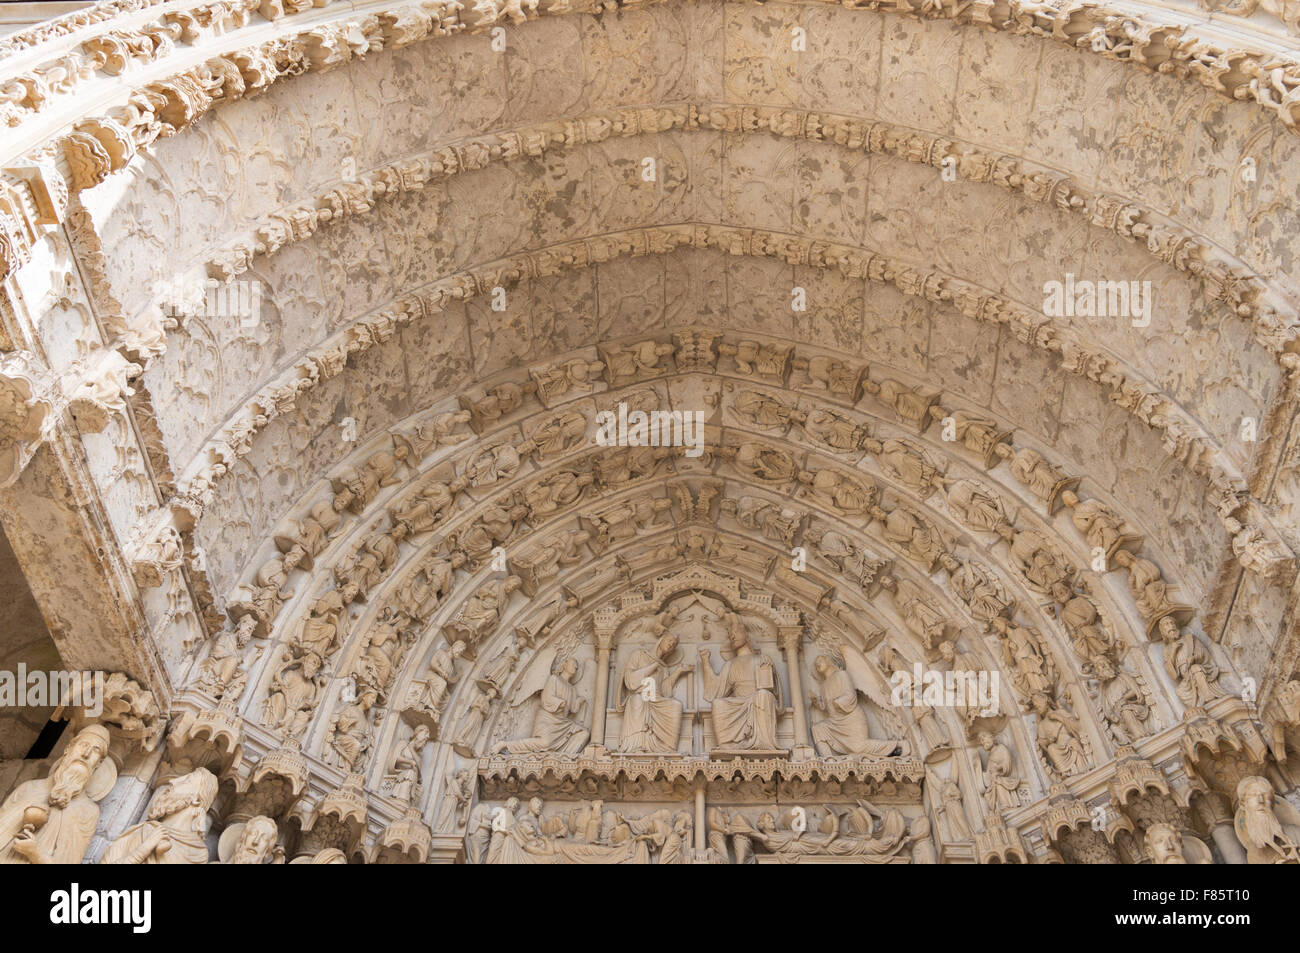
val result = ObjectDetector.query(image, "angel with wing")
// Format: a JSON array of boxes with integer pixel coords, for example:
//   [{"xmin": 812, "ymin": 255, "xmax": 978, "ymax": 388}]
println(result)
[
  {"xmin": 809, "ymin": 653, "xmax": 907, "ymax": 758},
  {"xmin": 491, "ymin": 655, "xmax": 589, "ymax": 756}
]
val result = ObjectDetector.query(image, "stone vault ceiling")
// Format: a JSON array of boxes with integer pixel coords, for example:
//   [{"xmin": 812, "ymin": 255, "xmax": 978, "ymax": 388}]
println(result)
[{"xmin": 1, "ymin": 0, "xmax": 1300, "ymax": 865}]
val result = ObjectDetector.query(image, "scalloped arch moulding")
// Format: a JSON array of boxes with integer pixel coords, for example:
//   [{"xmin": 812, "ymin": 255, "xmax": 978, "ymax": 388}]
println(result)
[{"xmin": 2, "ymin": 0, "xmax": 1300, "ymax": 866}]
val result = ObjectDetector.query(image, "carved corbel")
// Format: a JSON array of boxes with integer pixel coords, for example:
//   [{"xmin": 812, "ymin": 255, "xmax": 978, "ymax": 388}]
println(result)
[
  {"xmin": 0, "ymin": 351, "xmax": 54, "ymax": 488},
  {"xmin": 148, "ymin": 72, "xmax": 216, "ymax": 134},
  {"xmin": 61, "ymin": 118, "xmax": 135, "ymax": 190},
  {"xmin": 55, "ymin": 671, "xmax": 165, "ymax": 765},
  {"xmin": 66, "ymin": 349, "xmax": 142, "ymax": 434},
  {"xmin": 257, "ymin": 0, "xmax": 325, "ymax": 19},
  {"xmin": 160, "ymin": 701, "xmax": 245, "ymax": 784},
  {"xmin": 1040, "ymin": 785, "xmax": 1121, "ymax": 864},
  {"xmin": 130, "ymin": 520, "xmax": 185, "ymax": 592},
  {"xmin": 374, "ymin": 806, "xmax": 432, "ymax": 864},
  {"xmin": 228, "ymin": 740, "xmax": 311, "ymax": 823},
  {"xmin": 294, "ymin": 773, "xmax": 369, "ymax": 860},
  {"xmin": 1181, "ymin": 705, "xmax": 1273, "ymax": 807}
]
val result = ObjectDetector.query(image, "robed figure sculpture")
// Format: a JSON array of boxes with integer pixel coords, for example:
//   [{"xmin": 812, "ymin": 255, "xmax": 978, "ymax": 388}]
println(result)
[{"xmin": 699, "ymin": 614, "xmax": 783, "ymax": 753}]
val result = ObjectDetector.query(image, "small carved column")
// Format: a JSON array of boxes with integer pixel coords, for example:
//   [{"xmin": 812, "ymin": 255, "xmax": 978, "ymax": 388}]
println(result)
[
  {"xmin": 694, "ymin": 776, "xmax": 707, "ymax": 854},
  {"xmin": 586, "ymin": 626, "xmax": 615, "ymax": 755},
  {"xmin": 1196, "ymin": 792, "xmax": 1247, "ymax": 864},
  {"xmin": 780, "ymin": 625, "xmax": 814, "ymax": 760}
]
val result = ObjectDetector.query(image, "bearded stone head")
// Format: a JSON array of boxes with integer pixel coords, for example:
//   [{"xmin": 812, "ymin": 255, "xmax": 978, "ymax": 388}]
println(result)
[
  {"xmin": 149, "ymin": 767, "xmax": 219, "ymax": 830},
  {"xmin": 1232, "ymin": 774, "xmax": 1294, "ymax": 863},
  {"xmin": 48, "ymin": 725, "xmax": 110, "ymax": 808},
  {"xmin": 1146, "ymin": 823, "xmax": 1185, "ymax": 864}
]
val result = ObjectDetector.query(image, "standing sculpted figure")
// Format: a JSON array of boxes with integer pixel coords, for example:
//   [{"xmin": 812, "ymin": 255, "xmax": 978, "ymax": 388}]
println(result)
[
  {"xmin": 389, "ymin": 725, "xmax": 430, "ymax": 805},
  {"xmin": 1031, "ymin": 692, "xmax": 1087, "ymax": 779},
  {"xmin": 197, "ymin": 615, "xmax": 258, "ymax": 700},
  {"xmin": 940, "ymin": 779, "xmax": 973, "ymax": 841},
  {"xmin": 698, "ymin": 615, "xmax": 782, "ymax": 752},
  {"xmin": 436, "ymin": 768, "xmax": 474, "ymax": 831},
  {"xmin": 1092, "ymin": 655, "xmax": 1151, "ymax": 745},
  {"xmin": 102, "ymin": 768, "xmax": 219, "ymax": 864},
  {"xmin": 263, "ymin": 651, "xmax": 325, "ymax": 737},
  {"xmin": 0, "ymin": 725, "xmax": 114, "ymax": 865},
  {"xmin": 1158, "ymin": 617, "xmax": 1223, "ymax": 708},
  {"xmin": 424, "ymin": 640, "xmax": 467, "ymax": 712},
  {"xmin": 973, "ymin": 730, "xmax": 1021, "ymax": 812},
  {"xmin": 453, "ymin": 682, "xmax": 498, "ymax": 757},
  {"xmin": 327, "ymin": 687, "xmax": 376, "ymax": 772}
]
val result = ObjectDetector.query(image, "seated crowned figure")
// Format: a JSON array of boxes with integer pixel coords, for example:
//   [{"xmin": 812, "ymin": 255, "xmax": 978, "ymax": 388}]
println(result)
[
  {"xmin": 617, "ymin": 631, "xmax": 693, "ymax": 753},
  {"xmin": 699, "ymin": 614, "xmax": 783, "ymax": 753}
]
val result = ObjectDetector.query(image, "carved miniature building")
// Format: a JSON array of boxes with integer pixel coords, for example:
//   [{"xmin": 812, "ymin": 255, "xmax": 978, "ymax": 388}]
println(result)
[{"xmin": 1, "ymin": 0, "xmax": 1300, "ymax": 864}]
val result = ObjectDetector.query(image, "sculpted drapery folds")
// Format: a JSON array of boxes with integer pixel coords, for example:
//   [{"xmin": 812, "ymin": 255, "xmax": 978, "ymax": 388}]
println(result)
[
  {"xmin": 616, "ymin": 630, "xmax": 693, "ymax": 753},
  {"xmin": 974, "ymin": 730, "xmax": 1022, "ymax": 812},
  {"xmin": 0, "ymin": 726, "xmax": 113, "ymax": 865},
  {"xmin": 810, "ymin": 655, "xmax": 903, "ymax": 758},
  {"xmin": 699, "ymin": 615, "xmax": 782, "ymax": 754},
  {"xmin": 492, "ymin": 657, "xmax": 589, "ymax": 756},
  {"xmin": 1233, "ymin": 776, "xmax": 1300, "ymax": 864},
  {"xmin": 102, "ymin": 768, "xmax": 219, "ymax": 864},
  {"xmin": 7, "ymin": 0, "xmax": 1300, "ymax": 869}
]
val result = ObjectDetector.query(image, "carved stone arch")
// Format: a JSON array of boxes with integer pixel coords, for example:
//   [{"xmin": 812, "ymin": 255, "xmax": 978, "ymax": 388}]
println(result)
[
  {"xmin": 6, "ymin": 0, "xmax": 1300, "ymax": 867},
  {"xmin": 211, "ymin": 354, "xmax": 1234, "ymax": 660},
  {"xmin": 215, "ymin": 390, "xmax": 1211, "ymax": 785},
  {"xmin": 172, "ymin": 238, "xmax": 1267, "ymax": 534}
]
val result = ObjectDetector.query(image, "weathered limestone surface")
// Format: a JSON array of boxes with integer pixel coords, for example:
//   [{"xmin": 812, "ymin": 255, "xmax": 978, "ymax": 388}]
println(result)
[{"xmin": 0, "ymin": 0, "xmax": 1299, "ymax": 863}]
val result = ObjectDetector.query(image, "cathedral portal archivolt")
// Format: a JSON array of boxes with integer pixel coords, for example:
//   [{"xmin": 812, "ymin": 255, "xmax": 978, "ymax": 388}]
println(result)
[{"xmin": 0, "ymin": 0, "xmax": 1299, "ymax": 867}]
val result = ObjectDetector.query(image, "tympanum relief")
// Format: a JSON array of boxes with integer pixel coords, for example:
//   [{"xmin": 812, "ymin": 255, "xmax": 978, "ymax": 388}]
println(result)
[{"xmin": 4, "ymin": 0, "xmax": 1300, "ymax": 870}]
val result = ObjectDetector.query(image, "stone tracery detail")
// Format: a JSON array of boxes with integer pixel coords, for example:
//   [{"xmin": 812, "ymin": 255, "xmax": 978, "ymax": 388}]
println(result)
[{"xmin": 1, "ymin": 0, "xmax": 1299, "ymax": 869}]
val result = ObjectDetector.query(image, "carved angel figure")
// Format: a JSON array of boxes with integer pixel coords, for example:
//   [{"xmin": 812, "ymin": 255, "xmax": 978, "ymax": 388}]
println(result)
[
  {"xmin": 492, "ymin": 656, "xmax": 589, "ymax": 756},
  {"xmin": 809, "ymin": 655, "xmax": 904, "ymax": 758}
]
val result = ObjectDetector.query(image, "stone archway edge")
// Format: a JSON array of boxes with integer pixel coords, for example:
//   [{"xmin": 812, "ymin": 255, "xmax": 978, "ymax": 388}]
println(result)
[
  {"xmin": 163, "ymin": 223, "xmax": 1284, "ymax": 574},
  {"xmin": 8, "ymin": 0, "xmax": 1300, "ymax": 286},
  {"xmin": 190, "ymin": 101, "xmax": 1297, "ymax": 354}
]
